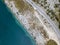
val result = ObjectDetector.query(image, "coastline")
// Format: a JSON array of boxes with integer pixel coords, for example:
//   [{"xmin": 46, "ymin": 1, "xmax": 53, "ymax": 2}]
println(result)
[
  {"xmin": 4, "ymin": 0, "xmax": 60, "ymax": 45},
  {"xmin": 4, "ymin": 0, "xmax": 45, "ymax": 45},
  {"xmin": 4, "ymin": 0, "xmax": 36, "ymax": 45}
]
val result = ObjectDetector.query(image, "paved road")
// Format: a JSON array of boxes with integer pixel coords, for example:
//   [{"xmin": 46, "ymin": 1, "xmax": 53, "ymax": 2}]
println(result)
[{"xmin": 26, "ymin": 0, "xmax": 60, "ymax": 41}]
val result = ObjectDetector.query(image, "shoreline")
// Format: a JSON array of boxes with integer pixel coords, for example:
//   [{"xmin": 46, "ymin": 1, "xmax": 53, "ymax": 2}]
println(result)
[
  {"xmin": 4, "ymin": 0, "xmax": 60, "ymax": 45},
  {"xmin": 4, "ymin": 0, "xmax": 46, "ymax": 45},
  {"xmin": 4, "ymin": 0, "xmax": 36, "ymax": 45}
]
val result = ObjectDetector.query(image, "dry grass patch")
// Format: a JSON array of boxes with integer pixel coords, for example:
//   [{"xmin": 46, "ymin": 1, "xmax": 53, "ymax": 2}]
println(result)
[
  {"xmin": 46, "ymin": 39, "xmax": 57, "ymax": 45},
  {"xmin": 9, "ymin": 0, "xmax": 34, "ymax": 13}
]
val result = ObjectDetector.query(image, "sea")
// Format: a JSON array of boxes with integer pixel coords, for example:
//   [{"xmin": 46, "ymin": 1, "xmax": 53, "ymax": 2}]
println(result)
[{"xmin": 0, "ymin": 0, "xmax": 36, "ymax": 45}]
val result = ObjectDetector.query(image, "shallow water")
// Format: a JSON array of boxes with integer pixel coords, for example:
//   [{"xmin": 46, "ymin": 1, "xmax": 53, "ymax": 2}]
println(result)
[{"xmin": 0, "ymin": 0, "xmax": 35, "ymax": 45}]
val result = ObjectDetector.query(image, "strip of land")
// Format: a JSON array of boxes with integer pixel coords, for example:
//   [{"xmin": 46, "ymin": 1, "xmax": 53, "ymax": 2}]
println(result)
[{"xmin": 4, "ymin": 0, "xmax": 60, "ymax": 45}]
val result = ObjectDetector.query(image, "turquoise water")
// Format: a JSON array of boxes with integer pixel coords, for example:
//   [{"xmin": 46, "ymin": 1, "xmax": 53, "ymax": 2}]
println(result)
[{"xmin": 0, "ymin": 0, "xmax": 35, "ymax": 45}]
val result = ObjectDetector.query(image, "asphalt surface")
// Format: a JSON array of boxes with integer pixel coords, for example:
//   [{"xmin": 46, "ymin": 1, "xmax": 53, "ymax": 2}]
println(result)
[{"xmin": 26, "ymin": 0, "xmax": 60, "ymax": 42}]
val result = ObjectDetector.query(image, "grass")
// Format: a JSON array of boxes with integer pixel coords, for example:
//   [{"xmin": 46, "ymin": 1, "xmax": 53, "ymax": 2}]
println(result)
[
  {"xmin": 32, "ymin": 0, "xmax": 39, "ymax": 3},
  {"xmin": 9, "ymin": 0, "xmax": 34, "ymax": 13},
  {"xmin": 14, "ymin": 0, "xmax": 29, "ymax": 12},
  {"xmin": 46, "ymin": 39, "xmax": 57, "ymax": 45}
]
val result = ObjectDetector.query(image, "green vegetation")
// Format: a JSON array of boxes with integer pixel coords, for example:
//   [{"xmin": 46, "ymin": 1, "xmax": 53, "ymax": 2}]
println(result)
[
  {"xmin": 46, "ymin": 39, "xmax": 57, "ymax": 45},
  {"xmin": 9, "ymin": 0, "xmax": 34, "ymax": 13},
  {"xmin": 59, "ymin": 0, "xmax": 60, "ymax": 2},
  {"xmin": 33, "ymin": 0, "xmax": 47, "ymax": 4},
  {"xmin": 14, "ymin": 0, "xmax": 30, "ymax": 12},
  {"xmin": 54, "ymin": 4, "xmax": 59, "ymax": 8},
  {"xmin": 33, "ymin": 0, "xmax": 60, "ymax": 29},
  {"xmin": 33, "ymin": 0, "xmax": 39, "ymax": 3},
  {"xmin": 46, "ymin": 9, "xmax": 60, "ymax": 24}
]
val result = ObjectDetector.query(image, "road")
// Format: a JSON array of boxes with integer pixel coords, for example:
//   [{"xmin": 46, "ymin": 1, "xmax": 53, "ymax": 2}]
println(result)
[
  {"xmin": 26, "ymin": 0, "xmax": 60, "ymax": 41},
  {"xmin": 5, "ymin": 1, "xmax": 46, "ymax": 45}
]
